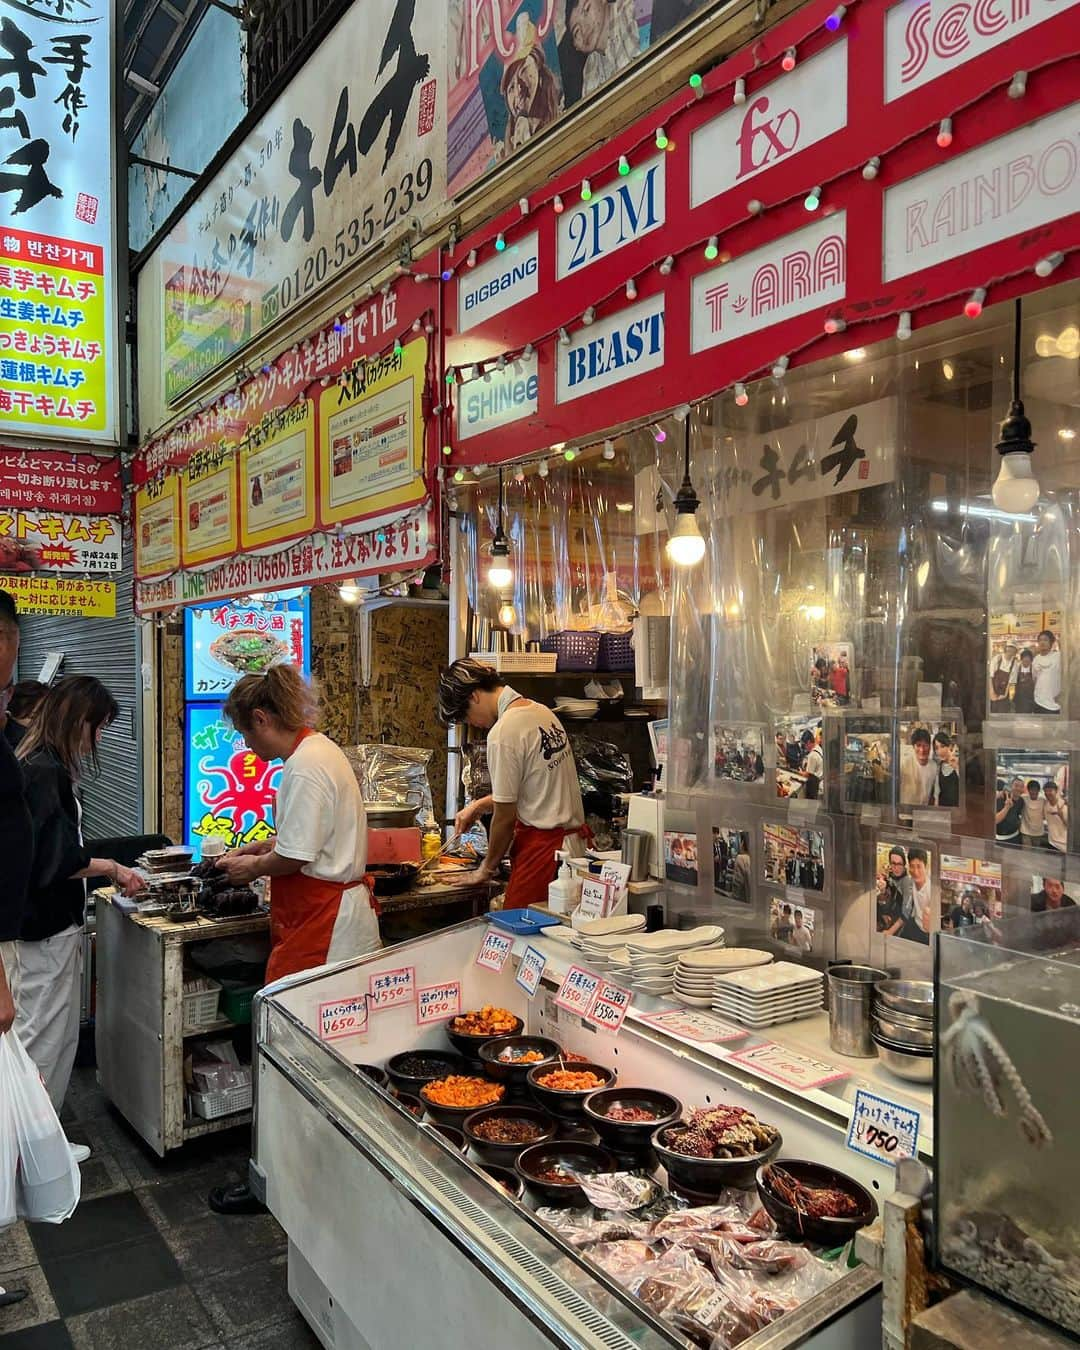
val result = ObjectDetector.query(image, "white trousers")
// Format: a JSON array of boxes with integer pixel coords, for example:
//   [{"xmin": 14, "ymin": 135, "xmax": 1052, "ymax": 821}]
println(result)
[{"xmin": 0, "ymin": 926, "xmax": 83, "ymax": 1111}]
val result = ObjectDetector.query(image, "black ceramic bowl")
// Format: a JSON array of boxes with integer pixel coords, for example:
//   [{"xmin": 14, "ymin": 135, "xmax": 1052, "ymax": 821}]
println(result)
[
  {"xmin": 652, "ymin": 1121, "xmax": 782, "ymax": 1193},
  {"xmin": 756, "ymin": 1160, "xmax": 877, "ymax": 1245},
  {"xmin": 419, "ymin": 1079, "xmax": 507, "ymax": 1127},
  {"xmin": 515, "ymin": 1140, "xmax": 619, "ymax": 1207},
  {"xmin": 583, "ymin": 1088, "xmax": 682, "ymax": 1153},
  {"xmin": 426, "ymin": 1123, "xmax": 466, "ymax": 1151},
  {"xmin": 463, "ymin": 1105, "xmax": 557, "ymax": 1166},
  {"xmin": 478, "ymin": 1036, "xmax": 563, "ymax": 1086},
  {"xmin": 356, "ymin": 1064, "xmax": 388, "ymax": 1088},
  {"xmin": 479, "ymin": 1165, "xmax": 525, "ymax": 1201},
  {"xmin": 446, "ymin": 1014, "xmax": 525, "ymax": 1060},
  {"xmin": 526, "ymin": 1062, "xmax": 616, "ymax": 1120},
  {"xmin": 386, "ymin": 1050, "xmax": 469, "ymax": 1097},
  {"xmin": 390, "ymin": 1089, "xmax": 426, "ymax": 1120}
]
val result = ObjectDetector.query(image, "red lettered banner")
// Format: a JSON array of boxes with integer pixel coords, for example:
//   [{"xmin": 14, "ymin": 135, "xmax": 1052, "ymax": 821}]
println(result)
[{"xmin": 0, "ymin": 450, "xmax": 121, "ymax": 513}]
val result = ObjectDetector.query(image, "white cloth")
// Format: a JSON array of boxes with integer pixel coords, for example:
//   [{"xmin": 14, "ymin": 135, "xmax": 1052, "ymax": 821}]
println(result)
[
  {"xmin": 803, "ymin": 747, "xmax": 823, "ymax": 779},
  {"xmin": 274, "ymin": 733, "xmax": 367, "ymax": 883},
  {"xmin": 487, "ymin": 688, "xmax": 584, "ymax": 831},
  {"xmin": 1033, "ymin": 649, "xmax": 1061, "ymax": 711},
  {"xmin": 911, "ymin": 879, "xmax": 933, "ymax": 934},
  {"xmin": 1021, "ymin": 794, "xmax": 1046, "ymax": 837},
  {"xmin": 326, "ymin": 883, "xmax": 381, "ymax": 961},
  {"xmin": 1, "ymin": 927, "xmax": 82, "ymax": 1111},
  {"xmin": 1045, "ymin": 800, "xmax": 1068, "ymax": 851},
  {"xmin": 901, "ymin": 753, "xmax": 938, "ymax": 806}
]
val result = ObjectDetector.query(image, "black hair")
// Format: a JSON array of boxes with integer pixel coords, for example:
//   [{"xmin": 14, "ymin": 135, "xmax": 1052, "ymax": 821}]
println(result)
[
  {"xmin": 888, "ymin": 847, "xmax": 907, "ymax": 865},
  {"xmin": 1027, "ymin": 779, "xmax": 1041, "ymax": 792},
  {"xmin": 907, "ymin": 846, "xmax": 929, "ymax": 866},
  {"xmin": 1038, "ymin": 630, "xmax": 1055, "ymax": 644},
  {"xmin": 437, "ymin": 658, "xmax": 503, "ymax": 725},
  {"xmin": 1044, "ymin": 779, "xmax": 1059, "ymax": 791},
  {"xmin": 932, "ymin": 730, "xmax": 952, "ymax": 747},
  {"xmin": 1020, "ymin": 648, "xmax": 1034, "ymax": 660},
  {"xmin": 911, "ymin": 728, "xmax": 931, "ymax": 746},
  {"xmin": 0, "ymin": 588, "xmax": 16, "ymax": 636}
]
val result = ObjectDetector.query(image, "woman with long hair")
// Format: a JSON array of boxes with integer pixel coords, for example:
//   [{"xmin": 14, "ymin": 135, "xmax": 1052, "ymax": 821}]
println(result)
[{"xmin": 12, "ymin": 676, "xmax": 143, "ymax": 1127}]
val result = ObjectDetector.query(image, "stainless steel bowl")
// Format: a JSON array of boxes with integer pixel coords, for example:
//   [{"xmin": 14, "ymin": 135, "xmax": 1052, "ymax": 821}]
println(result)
[
  {"xmin": 873, "ymin": 1004, "xmax": 933, "ymax": 1031},
  {"xmin": 873, "ymin": 1014, "xmax": 934, "ymax": 1048},
  {"xmin": 872, "ymin": 1035, "xmax": 934, "ymax": 1082},
  {"xmin": 875, "ymin": 979, "xmax": 934, "ymax": 1019}
]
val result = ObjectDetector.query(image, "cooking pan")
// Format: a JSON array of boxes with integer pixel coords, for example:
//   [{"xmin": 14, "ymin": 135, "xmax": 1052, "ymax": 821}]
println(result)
[{"xmin": 369, "ymin": 862, "xmax": 421, "ymax": 896}]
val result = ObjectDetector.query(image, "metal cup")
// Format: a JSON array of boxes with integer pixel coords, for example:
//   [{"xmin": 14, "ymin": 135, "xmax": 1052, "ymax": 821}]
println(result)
[
  {"xmin": 621, "ymin": 829, "xmax": 651, "ymax": 881},
  {"xmin": 827, "ymin": 964, "xmax": 890, "ymax": 1057}
]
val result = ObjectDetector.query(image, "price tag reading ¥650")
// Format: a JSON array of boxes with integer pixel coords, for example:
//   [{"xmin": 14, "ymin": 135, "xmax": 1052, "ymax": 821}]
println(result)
[
  {"xmin": 847, "ymin": 1089, "xmax": 920, "ymax": 1166},
  {"xmin": 318, "ymin": 995, "xmax": 369, "ymax": 1042},
  {"xmin": 555, "ymin": 965, "xmax": 600, "ymax": 1018},
  {"xmin": 475, "ymin": 929, "xmax": 513, "ymax": 972},
  {"xmin": 586, "ymin": 980, "xmax": 631, "ymax": 1034},
  {"xmin": 416, "ymin": 981, "xmax": 462, "ymax": 1025},
  {"xmin": 368, "ymin": 965, "xmax": 415, "ymax": 1012},
  {"xmin": 515, "ymin": 945, "xmax": 547, "ymax": 999}
]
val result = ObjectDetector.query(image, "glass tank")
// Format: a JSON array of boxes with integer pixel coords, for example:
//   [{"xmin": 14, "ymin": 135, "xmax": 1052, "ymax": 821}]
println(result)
[{"xmin": 935, "ymin": 911, "xmax": 1080, "ymax": 1334}]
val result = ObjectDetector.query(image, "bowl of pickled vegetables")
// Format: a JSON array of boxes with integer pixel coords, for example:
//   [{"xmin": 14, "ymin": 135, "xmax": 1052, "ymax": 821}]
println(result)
[
  {"xmin": 446, "ymin": 1006, "xmax": 524, "ymax": 1059},
  {"xmin": 583, "ymin": 1087, "xmax": 682, "ymax": 1154},
  {"xmin": 526, "ymin": 1062, "xmax": 616, "ymax": 1120},
  {"xmin": 514, "ymin": 1140, "xmax": 618, "ymax": 1206},
  {"xmin": 463, "ymin": 1105, "xmax": 557, "ymax": 1165},
  {"xmin": 419, "ymin": 1074, "xmax": 506, "ymax": 1126},
  {"xmin": 478, "ymin": 1035, "xmax": 562, "ymax": 1086}
]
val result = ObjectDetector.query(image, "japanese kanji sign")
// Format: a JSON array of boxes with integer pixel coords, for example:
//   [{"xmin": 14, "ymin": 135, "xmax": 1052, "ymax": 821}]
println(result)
[
  {"xmin": 184, "ymin": 703, "xmax": 282, "ymax": 852},
  {"xmin": 0, "ymin": 449, "xmax": 119, "ymax": 512},
  {"xmin": 0, "ymin": 0, "xmax": 118, "ymax": 444},
  {"xmin": 150, "ymin": 0, "xmax": 445, "ymax": 404},
  {"xmin": 185, "ymin": 591, "xmax": 310, "ymax": 700},
  {"xmin": 0, "ymin": 506, "xmax": 118, "ymax": 571},
  {"xmin": 3, "ymin": 571, "xmax": 113, "ymax": 615},
  {"xmin": 134, "ymin": 473, "xmax": 180, "ymax": 579},
  {"xmin": 847, "ymin": 1089, "xmax": 921, "ymax": 1166}
]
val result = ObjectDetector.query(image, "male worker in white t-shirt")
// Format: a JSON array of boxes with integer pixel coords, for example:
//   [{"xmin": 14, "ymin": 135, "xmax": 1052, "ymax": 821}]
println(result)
[
  {"xmin": 1032, "ymin": 628, "xmax": 1061, "ymax": 713},
  {"xmin": 439, "ymin": 659, "xmax": 586, "ymax": 906}
]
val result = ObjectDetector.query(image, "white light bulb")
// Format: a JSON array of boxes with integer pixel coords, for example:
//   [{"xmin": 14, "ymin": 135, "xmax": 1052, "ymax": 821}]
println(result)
[
  {"xmin": 519, "ymin": 196, "xmax": 529, "ymax": 215},
  {"xmin": 583, "ymin": 306, "xmax": 596, "ymax": 325},
  {"xmin": 659, "ymin": 255, "xmax": 675, "ymax": 275},
  {"xmin": 992, "ymin": 452, "xmax": 1040, "ymax": 513},
  {"xmin": 488, "ymin": 561, "xmax": 513, "ymax": 589},
  {"xmin": 733, "ymin": 77, "xmax": 746, "ymax": 105},
  {"xmin": 1035, "ymin": 252, "xmax": 1064, "ymax": 278},
  {"xmin": 666, "ymin": 514, "xmax": 706, "ymax": 566},
  {"xmin": 602, "ymin": 440, "xmax": 615, "ymax": 460},
  {"xmin": 538, "ymin": 460, "xmax": 549, "ymax": 479},
  {"xmin": 897, "ymin": 311, "xmax": 912, "ymax": 341},
  {"xmin": 338, "ymin": 580, "xmax": 362, "ymax": 605},
  {"xmin": 498, "ymin": 601, "xmax": 517, "ymax": 628},
  {"xmin": 625, "ymin": 278, "xmax": 637, "ymax": 299},
  {"xmin": 862, "ymin": 157, "xmax": 880, "ymax": 180},
  {"xmin": 1008, "ymin": 70, "xmax": 1027, "ymax": 99},
  {"xmin": 772, "ymin": 355, "xmax": 789, "ymax": 379}
]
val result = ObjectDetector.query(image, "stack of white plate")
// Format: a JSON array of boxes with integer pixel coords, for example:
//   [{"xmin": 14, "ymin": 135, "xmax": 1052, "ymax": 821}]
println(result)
[
  {"xmin": 554, "ymin": 696, "xmax": 599, "ymax": 721},
  {"xmin": 573, "ymin": 913, "xmax": 646, "ymax": 941},
  {"xmin": 672, "ymin": 948, "xmax": 773, "ymax": 1008},
  {"xmin": 622, "ymin": 925, "xmax": 725, "ymax": 995},
  {"xmin": 711, "ymin": 961, "xmax": 825, "ymax": 1027},
  {"xmin": 575, "ymin": 930, "xmax": 647, "ymax": 973}
]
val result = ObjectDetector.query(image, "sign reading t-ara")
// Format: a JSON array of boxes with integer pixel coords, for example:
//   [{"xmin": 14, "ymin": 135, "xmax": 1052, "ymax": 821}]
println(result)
[{"xmin": 441, "ymin": 0, "xmax": 1079, "ymax": 467}]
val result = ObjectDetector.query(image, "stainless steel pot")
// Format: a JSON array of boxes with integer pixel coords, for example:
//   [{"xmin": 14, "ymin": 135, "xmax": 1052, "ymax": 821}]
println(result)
[{"xmin": 362, "ymin": 802, "xmax": 417, "ymax": 829}]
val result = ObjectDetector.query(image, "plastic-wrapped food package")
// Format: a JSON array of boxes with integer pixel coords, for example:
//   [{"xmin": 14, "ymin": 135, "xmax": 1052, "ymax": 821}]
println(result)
[
  {"xmin": 574, "ymin": 1172, "xmax": 660, "ymax": 1211},
  {"xmin": 533, "ymin": 1209, "xmax": 649, "ymax": 1247},
  {"xmin": 347, "ymin": 743, "xmax": 434, "ymax": 822},
  {"xmin": 650, "ymin": 1204, "xmax": 752, "ymax": 1241},
  {"xmin": 588, "ymin": 1241, "xmax": 658, "ymax": 1282},
  {"xmin": 462, "ymin": 742, "xmax": 491, "ymax": 801}
]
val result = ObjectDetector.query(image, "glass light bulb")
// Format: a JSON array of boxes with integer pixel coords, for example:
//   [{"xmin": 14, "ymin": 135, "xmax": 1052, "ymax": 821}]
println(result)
[
  {"xmin": 488, "ymin": 561, "xmax": 513, "ymax": 589},
  {"xmin": 666, "ymin": 513, "xmax": 706, "ymax": 566},
  {"xmin": 992, "ymin": 452, "xmax": 1040, "ymax": 513},
  {"xmin": 498, "ymin": 602, "xmax": 517, "ymax": 628},
  {"xmin": 338, "ymin": 581, "xmax": 362, "ymax": 604}
]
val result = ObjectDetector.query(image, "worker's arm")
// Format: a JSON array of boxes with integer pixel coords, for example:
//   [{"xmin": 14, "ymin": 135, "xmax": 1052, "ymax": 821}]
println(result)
[
  {"xmin": 217, "ymin": 849, "xmax": 306, "ymax": 884},
  {"xmin": 474, "ymin": 800, "xmax": 518, "ymax": 882},
  {"xmin": 455, "ymin": 794, "xmax": 493, "ymax": 835}
]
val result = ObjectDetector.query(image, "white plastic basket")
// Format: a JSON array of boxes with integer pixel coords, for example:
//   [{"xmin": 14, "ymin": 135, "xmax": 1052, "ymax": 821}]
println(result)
[
  {"xmin": 189, "ymin": 1082, "xmax": 253, "ymax": 1120},
  {"xmin": 181, "ymin": 978, "xmax": 221, "ymax": 1032}
]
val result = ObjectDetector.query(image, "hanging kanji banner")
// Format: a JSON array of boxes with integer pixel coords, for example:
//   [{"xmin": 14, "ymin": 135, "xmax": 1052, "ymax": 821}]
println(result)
[{"xmin": 0, "ymin": 0, "xmax": 118, "ymax": 444}]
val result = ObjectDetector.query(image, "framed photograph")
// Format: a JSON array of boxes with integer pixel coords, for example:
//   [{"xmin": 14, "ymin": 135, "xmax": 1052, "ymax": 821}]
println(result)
[
  {"xmin": 769, "ymin": 897, "xmax": 819, "ymax": 954},
  {"xmin": 898, "ymin": 716, "xmax": 962, "ymax": 810},
  {"xmin": 713, "ymin": 827, "xmax": 752, "ymax": 903},
  {"xmin": 993, "ymin": 749, "xmax": 1069, "ymax": 849},
  {"xmin": 987, "ymin": 607, "xmax": 1063, "ymax": 716},
  {"xmin": 1029, "ymin": 873, "xmax": 1079, "ymax": 913},
  {"xmin": 810, "ymin": 640, "xmax": 854, "ymax": 707},
  {"xmin": 664, "ymin": 830, "xmax": 699, "ymax": 887},
  {"xmin": 774, "ymin": 713, "xmax": 825, "ymax": 801},
  {"xmin": 843, "ymin": 719, "xmax": 893, "ymax": 806},
  {"xmin": 874, "ymin": 838, "xmax": 935, "ymax": 945},
  {"xmin": 711, "ymin": 722, "xmax": 766, "ymax": 785},
  {"xmin": 761, "ymin": 822, "xmax": 825, "ymax": 892},
  {"xmin": 940, "ymin": 855, "xmax": 1002, "ymax": 934}
]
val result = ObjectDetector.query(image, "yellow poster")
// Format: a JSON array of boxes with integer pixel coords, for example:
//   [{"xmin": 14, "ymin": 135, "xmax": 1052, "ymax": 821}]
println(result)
[
  {"xmin": 4, "ymin": 574, "xmax": 115, "ymax": 617},
  {"xmin": 318, "ymin": 340, "xmax": 426, "ymax": 529},
  {"xmin": 135, "ymin": 475, "xmax": 180, "ymax": 578},
  {"xmin": 240, "ymin": 401, "xmax": 316, "ymax": 549},
  {"xmin": 181, "ymin": 442, "xmax": 238, "ymax": 567}
]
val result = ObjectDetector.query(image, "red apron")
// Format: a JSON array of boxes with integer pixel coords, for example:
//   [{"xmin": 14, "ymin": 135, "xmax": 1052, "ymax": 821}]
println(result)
[{"xmin": 504, "ymin": 822, "xmax": 574, "ymax": 908}]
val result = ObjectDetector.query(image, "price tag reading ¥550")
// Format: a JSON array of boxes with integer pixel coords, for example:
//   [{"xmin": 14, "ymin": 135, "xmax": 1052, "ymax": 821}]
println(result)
[
  {"xmin": 586, "ymin": 980, "xmax": 631, "ymax": 1034},
  {"xmin": 475, "ymin": 929, "xmax": 513, "ymax": 972},
  {"xmin": 318, "ymin": 995, "xmax": 369, "ymax": 1042},
  {"xmin": 368, "ymin": 965, "xmax": 415, "ymax": 1012},
  {"xmin": 555, "ymin": 965, "xmax": 600, "ymax": 1018},
  {"xmin": 847, "ymin": 1089, "xmax": 920, "ymax": 1166},
  {"xmin": 515, "ymin": 945, "xmax": 547, "ymax": 999},
  {"xmin": 416, "ymin": 981, "xmax": 462, "ymax": 1025}
]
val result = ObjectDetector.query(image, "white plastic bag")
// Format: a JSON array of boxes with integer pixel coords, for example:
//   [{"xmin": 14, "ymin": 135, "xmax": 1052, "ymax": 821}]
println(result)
[
  {"xmin": 0, "ymin": 1031, "xmax": 80, "ymax": 1224},
  {"xmin": 0, "ymin": 1051, "xmax": 16, "ymax": 1229}
]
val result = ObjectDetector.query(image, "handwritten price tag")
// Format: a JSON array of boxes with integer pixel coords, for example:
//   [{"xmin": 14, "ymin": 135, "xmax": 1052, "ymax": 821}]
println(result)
[
  {"xmin": 577, "ymin": 877, "xmax": 614, "ymax": 921},
  {"xmin": 847, "ymin": 1089, "xmax": 921, "ymax": 1166},
  {"xmin": 475, "ymin": 929, "xmax": 513, "ymax": 972},
  {"xmin": 637, "ymin": 1008, "xmax": 746, "ymax": 1043},
  {"xmin": 586, "ymin": 980, "xmax": 631, "ymax": 1034},
  {"xmin": 555, "ymin": 964, "xmax": 600, "ymax": 1018},
  {"xmin": 727, "ymin": 1042, "xmax": 850, "ymax": 1091},
  {"xmin": 368, "ymin": 965, "xmax": 415, "ymax": 1012},
  {"xmin": 515, "ymin": 945, "xmax": 547, "ymax": 999},
  {"xmin": 416, "ymin": 981, "xmax": 462, "ymax": 1025},
  {"xmin": 318, "ymin": 995, "xmax": 369, "ymax": 1042}
]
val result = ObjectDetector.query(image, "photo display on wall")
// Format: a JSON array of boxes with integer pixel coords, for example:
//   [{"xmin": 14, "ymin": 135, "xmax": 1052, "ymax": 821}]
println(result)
[
  {"xmin": 987, "ymin": 608, "xmax": 1063, "ymax": 717},
  {"xmin": 993, "ymin": 749, "xmax": 1069, "ymax": 849},
  {"xmin": 898, "ymin": 715, "xmax": 962, "ymax": 811},
  {"xmin": 710, "ymin": 722, "xmax": 766, "ymax": 785},
  {"xmin": 810, "ymin": 641, "xmax": 854, "ymax": 708},
  {"xmin": 774, "ymin": 713, "xmax": 824, "ymax": 801},
  {"xmin": 844, "ymin": 718, "xmax": 893, "ymax": 807},
  {"xmin": 713, "ymin": 827, "xmax": 751, "ymax": 903},
  {"xmin": 664, "ymin": 830, "xmax": 699, "ymax": 887},
  {"xmin": 874, "ymin": 837, "xmax": 935, "ymax": 945},
  {"xmin": 940, "ymin": 855, "xmax": 1002, "ymax": 933},
  {"xmin": 769, "ymin": 897, "xmax": 820, "ymax": 954},
  {"xmin": 761, "ymin": 822, "xmax": 825, "ymax": 893}
]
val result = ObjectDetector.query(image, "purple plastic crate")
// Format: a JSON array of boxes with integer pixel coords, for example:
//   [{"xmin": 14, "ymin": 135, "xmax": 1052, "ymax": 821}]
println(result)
[
  {"xmin": 597, "ymin": 630, "xmax": 634, "ymax": 672},
  {"xmin": 539, "ymin": 630, "xmax": 601, "ymax": 671}
]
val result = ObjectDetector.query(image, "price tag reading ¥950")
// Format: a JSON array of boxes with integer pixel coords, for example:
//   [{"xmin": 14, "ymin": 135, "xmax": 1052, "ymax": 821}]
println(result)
[
  {"xmin": 416, "ymin": 981, "xmax": 462, "ymax": 1026},
  {"xmin": 586, "ymin": 980, "xmax": 632, "ymax": 1034},
  {"xmin": 515, "ymin": 945, "xmax": 547, "ymax": 999},
  {"xmin": 318, "ymin": 995, "xmax": 369, "ymax": 1042},
  {"xmin": 368, "ymin": 965, "xmax": 415, "ymax": 1012},
  {"xmin": 847, "ymin": 1089, "xmax": 921, "ymax": 1166},
  {"xmin": 555, "ymin": 965, "xmax": 600, "ymax": 1018},
  {"xmin": 475, "ymin": 929, "xmax": 513, "ymax": 972}
]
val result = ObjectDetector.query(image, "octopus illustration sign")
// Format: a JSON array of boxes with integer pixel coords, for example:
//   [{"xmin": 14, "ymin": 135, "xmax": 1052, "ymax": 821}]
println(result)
[{"xmin": 184, "ymin": 703, "xmax": 282, "ymax": 852}]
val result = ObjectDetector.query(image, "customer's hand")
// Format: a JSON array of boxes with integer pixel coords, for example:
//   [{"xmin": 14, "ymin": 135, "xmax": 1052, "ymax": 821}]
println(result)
[{"xmin": 114, "ymin": 864, "xmax": 145, "ymax": 897}]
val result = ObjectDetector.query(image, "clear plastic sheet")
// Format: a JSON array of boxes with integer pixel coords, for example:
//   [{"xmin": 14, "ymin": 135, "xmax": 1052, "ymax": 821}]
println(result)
[{"xmin": 346, "ymin": 743, "xmax": 434, "ymax": 822}]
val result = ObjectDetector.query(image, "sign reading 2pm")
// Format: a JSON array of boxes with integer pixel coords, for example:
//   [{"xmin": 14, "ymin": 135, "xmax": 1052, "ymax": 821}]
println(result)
[{"xmin": 557, "ymin": 155, "xmax": 666, "ymax": 278}]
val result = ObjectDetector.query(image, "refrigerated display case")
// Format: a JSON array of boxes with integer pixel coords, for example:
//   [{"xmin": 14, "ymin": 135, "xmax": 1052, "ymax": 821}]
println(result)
[{"xmin": 253, "ymin": 919, "xmax": 888, "ymax": 1350}]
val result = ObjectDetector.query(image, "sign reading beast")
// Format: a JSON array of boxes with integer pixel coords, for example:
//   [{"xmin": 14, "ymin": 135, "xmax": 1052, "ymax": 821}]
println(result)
[
  {"xmin": 156, "ymin": 0, "xmax": 445, "ymax": 405},
  {"xmin": 0, "ymin": 0, "xmax": 118, "ymax": 444}
]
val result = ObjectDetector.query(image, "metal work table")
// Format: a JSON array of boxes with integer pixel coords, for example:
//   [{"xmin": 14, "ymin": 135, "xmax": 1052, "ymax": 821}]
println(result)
[{"xmin": 96, "ymin": 893, "xmax": 270, "ymax": 1156}]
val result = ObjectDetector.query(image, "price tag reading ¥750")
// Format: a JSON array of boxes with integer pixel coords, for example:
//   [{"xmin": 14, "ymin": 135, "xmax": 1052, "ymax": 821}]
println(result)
[
  {"xmin": 847, "ymin": 1089, "xmax": 921, "ymax": 1166},
  {"xmin": 475, "ymin": 928, "xmax": 514, "ymax": 972},
  {"xmin": 515, "ymin": 945, "xmax": 547, "ymax": 999},
  {"xmin": 318, "ymin": 995, "xmax": 369, "ymax": 1042},
  {"xmin": 555, "ymin": 965, "xmax": 600, "ymax": 1018},
  {"xmin": 586, "ymin": 980, "xmax": 631, "ymax": 1034},
  {"xmin": 416, "ymin": 981, "xmax": 462, "ymax": 1026}
]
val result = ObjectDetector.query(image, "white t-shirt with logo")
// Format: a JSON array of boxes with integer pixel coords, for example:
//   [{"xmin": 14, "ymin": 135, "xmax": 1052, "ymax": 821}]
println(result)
[
  {"xmin": 274, "ymin": 732, "xmax": 368, "ymax": 883},
  {"xmin": 1033, "ymin": 649, "xmax": 1061, "ymax": 711},
  {"xmin": 487, "ymin": 690, "xmax": 585, "ymax": 831}
]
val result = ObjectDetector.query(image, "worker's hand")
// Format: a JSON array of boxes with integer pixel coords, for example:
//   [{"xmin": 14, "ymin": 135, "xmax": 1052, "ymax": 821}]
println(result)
[
  {"xmin": 0, "ymin": 979, "xmax": 14, "ymax": 1035},
  {"xmin": 217, "ymin": 851, "xmax": 263, "ymax": 884},
  {"xmin": 228, "ymin": 839, "xmax": 274, "ymax": 858},
  {"xmin": 457, "ymin": 867, "xmax": 493, "ymax": 889},
  {"xmin": 454, "ymin": 801, "xmax": 482, "ymax": 836},
  {"xmin": 114, "ymin": 864, "xmax": 145, "ymax": 898}
]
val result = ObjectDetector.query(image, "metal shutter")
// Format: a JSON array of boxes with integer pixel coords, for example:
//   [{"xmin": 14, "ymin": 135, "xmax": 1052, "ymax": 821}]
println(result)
[{"xmin": 15, "ymin": 551, "xmax": 143, "ymax": 840}]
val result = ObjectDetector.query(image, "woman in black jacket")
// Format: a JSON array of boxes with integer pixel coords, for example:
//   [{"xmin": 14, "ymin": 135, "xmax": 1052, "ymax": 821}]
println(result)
[{"xmin": 13, "ymin": 676, "xmax": 142, "ymax": 1119}]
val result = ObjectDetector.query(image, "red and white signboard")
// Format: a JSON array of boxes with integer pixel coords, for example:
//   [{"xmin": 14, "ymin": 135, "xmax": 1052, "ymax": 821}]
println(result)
[
  {"xmin": 728, "ymin": 1041, "xmax": 850, "ymax": 1090},
  {"xmin": 0, "ymin": 511, "xmax": 121, "ymax": 573},
  {"xmin": 368, "ymin": 966, "xmax": 415, "ymax": 1012},
  {"xmin": 555, "ymin": 965, "xmax": 601, "ymax": 1019},
  {"xmin": 585, "ymin": 980, "xmax": 632, "ymax": 1035},
  {"xmin": 318, "ymin": 995, "xmax": 369, "ymax": 1042},
  {"xmin": 475, "ymin": 929, "xmax": 514, "ymax": 972},
  {"xmin": 0, "ymin": 452, "xmax": 121, "ymax": 514},
  {"xmin": 416, "ymin": 981, "xmax": 462, "ymax": 1025}
]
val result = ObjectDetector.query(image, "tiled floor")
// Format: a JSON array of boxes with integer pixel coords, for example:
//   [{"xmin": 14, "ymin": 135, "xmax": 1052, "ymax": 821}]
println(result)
[{"xmin": 0, "ymin": 1067, "xmax": 321, "ymax": 1350}]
